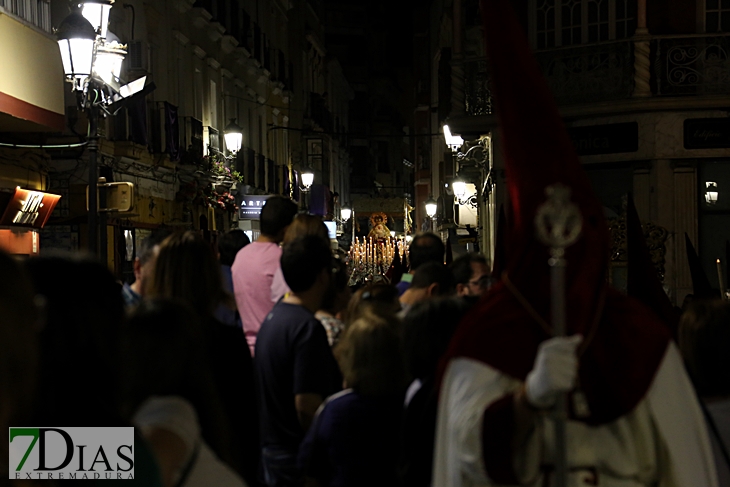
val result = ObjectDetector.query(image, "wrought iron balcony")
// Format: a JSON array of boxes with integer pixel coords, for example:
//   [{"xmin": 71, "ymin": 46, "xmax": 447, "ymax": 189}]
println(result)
[
  {"xmin": 654, "ymin": 34, "xmax": 730, "ymax": 96},
  {"xmin": 535, "ymin": 40, "xmax": 635, "ymax": 105},
  {"xmin": 460, "ymin": 33, "xmax": 730, "ymax": 117}
]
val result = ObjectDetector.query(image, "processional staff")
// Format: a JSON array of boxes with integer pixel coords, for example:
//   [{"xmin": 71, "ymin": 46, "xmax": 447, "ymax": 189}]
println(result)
[{"xmin": 534, "ymin": 183, "xmax": 583, "ymax": 487}]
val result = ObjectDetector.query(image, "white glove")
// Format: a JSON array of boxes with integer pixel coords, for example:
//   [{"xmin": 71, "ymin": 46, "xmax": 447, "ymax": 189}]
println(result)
[{"xmin": 525, "ymin": 335, "xmax": 583, "ymax": 409}]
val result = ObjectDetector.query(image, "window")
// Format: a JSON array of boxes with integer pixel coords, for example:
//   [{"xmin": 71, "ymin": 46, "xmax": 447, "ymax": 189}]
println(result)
[
  {"xmin": 530, "ymin": 0, "xmax": 637, "ymax": 49},
  {"xmin": 704, "ymin": 0, "xmax": 730, "ymax": 32}
]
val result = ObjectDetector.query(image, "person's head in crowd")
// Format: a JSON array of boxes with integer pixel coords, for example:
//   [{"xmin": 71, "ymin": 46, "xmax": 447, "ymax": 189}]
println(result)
[
  {"xmin": 218, "ymin": 229, "xmax": 250, "ymax": 266},
  {"xmin": 132, "ymin": 227, "xmax": 172, "ymax": 295},
  {"xmin": 402, "ymin": 297, "xmax": 470, "ymax": 382},
  {"xmin": 343, "ymin": 283, "xmax": 401, "ymax": 325},
  {"xmin": 400, "ymin": 261, "xmax": 455, "ymax": 308},
  {"xmin": 281, "ymin": 235, "xmax": 333, "ymax": 309},
  {"xmin": 450, "ymin": 253, "xmax": 491, "ymax": 298},
  {"xmin": 260, "ymin": 196, "xmax": 298, "ymax": 243},
  {"xmin": 147, "ymin": 231, "xmax": 231, "ymax": 319},
  {"xmin": 282, "ymin": 213, "xmax": 330, "ymax": 246},
  {"xmin": 408, "ymin": 232, "xmax": 445, "ymax": 271},
  {"xmin": 121, "ymin": 298, "xmax": 230, "ymax": 461},
  {"xmin": 24, "ymin": 253, "xmax": 126, "ymax": 425},
  {"xmin": 320, "ymin": 256, "xmax": 351, "ymax": 316},
  {"xmin": 678, "ymin": 299, "xmax": 730, "ymax": 398},
  {"xmin": 0, "ymin": 251, "xmax": 39, "ymax": 453},
  {"xmin": 336, "ymin": 316, "xmax": 405, "ymax": 397}
]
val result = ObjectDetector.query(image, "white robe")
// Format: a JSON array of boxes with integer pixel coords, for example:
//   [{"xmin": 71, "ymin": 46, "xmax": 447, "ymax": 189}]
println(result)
[{"xmin": 433, "ymin": 342, "xmax": 719, "ymax": 487}]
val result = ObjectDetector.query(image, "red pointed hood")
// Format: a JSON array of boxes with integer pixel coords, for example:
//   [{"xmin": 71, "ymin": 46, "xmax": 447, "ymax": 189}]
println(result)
[
  {"xmin": 491, "ymin": 205, "xmax": 507, "ymax": 277},
  {"xmin": 440, "ymin": 0, "xmax": 670, "ymax": 425}
]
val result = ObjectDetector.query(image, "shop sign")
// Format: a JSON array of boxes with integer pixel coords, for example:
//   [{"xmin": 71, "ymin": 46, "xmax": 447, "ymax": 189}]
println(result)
[
  {"xmin": 238, "ymin": 195, "xmax": 270, "ymax": 220},
  {"xmin": 684, "ymin": 118, "xmax": 730, "ymax": 149},
  {"xmin": 0, "ymin": 188, "xmax": 61, "ymax": 228},
  {"xmin": 567, "ymin": 122, "xmax": 639, "ymax": 156}
]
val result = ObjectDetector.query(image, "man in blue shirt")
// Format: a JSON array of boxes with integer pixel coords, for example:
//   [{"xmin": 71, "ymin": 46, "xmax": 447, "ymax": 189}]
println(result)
[{"xmin": 255, "ymin": 234, "xmax": 342, "ymax": 487}]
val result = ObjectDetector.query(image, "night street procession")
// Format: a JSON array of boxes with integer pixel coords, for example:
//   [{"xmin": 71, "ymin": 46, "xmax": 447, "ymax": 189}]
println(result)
[{"xmin": 2, "ymin": 0, "xmax": 729, "ymax": 486}]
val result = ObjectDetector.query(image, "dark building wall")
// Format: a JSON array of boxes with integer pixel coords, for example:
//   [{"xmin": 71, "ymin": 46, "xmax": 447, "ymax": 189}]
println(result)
[{"xmin": 648, "ymin": 0, "xmax": 698, "ymax": 34}]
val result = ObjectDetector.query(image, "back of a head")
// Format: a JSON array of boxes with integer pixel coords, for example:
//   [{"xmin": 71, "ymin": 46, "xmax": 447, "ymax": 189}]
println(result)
[
  {"xmin": 402, "ymin": 297, "xmax": 470, "ymax": 380},
  {"xmin": 283, "ymin": 213, "xmax": 330, "ymax": 246},
  {"xmin": 450, "ymin": 253, "xmax": 489, "ymax": 285},
  {"xmin": 411, "ymin": 261, "xmax": 455, "ymax": 296},
  {"xmin": 123, "ymin": 298, "xmax": 207, "ymax": 409},
  {"xmin": 336, "ymin": 317, "xmax": 405, "ymax": 396},
  {"xmin": 281, "ymin": 235, "xmax": 332, "ymax": 293},
  {"xmin": 122, "ymin": 297, "xmax": 229, "ymax": 460},
  {"xmin": 147, "ymin": 231, "xmax": 227, "ymax": 318},
  {"xmin": 138, "ymin": 228, "xmax": 173, "ymax": 266},
  {"xmin": 678, "ymin": 299, "xmax": 730, "ymax": 397},
  {"xmin": 24, "ymin": 253, "xmax": 125, "ymax": 424},
  {"xmin": 218, "ymin": 229, "xmax": 250, "ymax": 266},
  {"xmin": 343, "ymin": 283, "xmax": 401, "ymax": 325},
  {"xmin": 260, "ymin": 196, "xmax": 298, "ymax": 239},
  {"xmin": 409, "ymin": 232, "xmax": 445, "ymax": 271},
  {"xmin": 320, "ymin": 256, "xmax": 350, "ymax": 312}
]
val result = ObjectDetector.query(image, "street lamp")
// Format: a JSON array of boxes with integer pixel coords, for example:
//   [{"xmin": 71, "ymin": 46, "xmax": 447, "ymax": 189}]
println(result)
[
  {"xmin": 224, "ymin": 118, "xmax": 243, "ymax": 155},
  {"xmin": 706, "ymin": 181, "xmax": 719, "ymax": 205},
  {"xmin": 57, "ymin": 9, "xmax": 96, "ymax": 91},
  {"xmin": 57, "ymin": 1, "xmax": 139, "ymax": 261},
  {"xmin": 425, "ymin": 197, "xmax": 438, "ymax": 218},
  {"xmin": 425, "ymin": 196, "xmax": 438, "ymax": 232},
  {"xmin": 299, "ymin": 168, "xmax": 314, "ymax": 212},
  {"xmin": 301, "ymin": 169, "xmax": 314, "ymax": 190},
  {"xmin": 452, "ymin": 178, "xmax": 467, "ymax": 198},
  {"xmin": 443, "ymin": 124, "xmax": 464, "ymax": 151},
  {"xmin": 80, "ymin": 0, "xmax": 114, "ymax": 38},
  {"xmin": 340, "ymin": 207, "xmax": 352, "ymax": 222}
]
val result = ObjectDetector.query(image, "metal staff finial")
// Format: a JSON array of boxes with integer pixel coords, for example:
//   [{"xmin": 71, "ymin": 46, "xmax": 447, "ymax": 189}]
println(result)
[{"xmin": 534, "ymin": 183, "xmax": 583, "ymax": 487}]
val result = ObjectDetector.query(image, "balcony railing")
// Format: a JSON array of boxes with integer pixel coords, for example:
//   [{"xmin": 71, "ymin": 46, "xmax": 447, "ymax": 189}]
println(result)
[
  {"xmin": 536, "ymin": 40, "xmax": 635, "ymax": 105},
  {"xmin": 461, "ymin": 33, "xmax": 730, "ymax": 116},
  {"xmin": 0, "ymin": 0, "xmax": 51, "ymax": 33},
  {"xmin": 654, "ymin": 34, "xmax": 730, "ymax": 96}
]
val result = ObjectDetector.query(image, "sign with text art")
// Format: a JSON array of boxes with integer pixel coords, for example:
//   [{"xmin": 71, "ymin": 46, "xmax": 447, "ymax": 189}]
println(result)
[{"xmin": 0, "ymin": 188, "xmax": 61, "ymax": 228}]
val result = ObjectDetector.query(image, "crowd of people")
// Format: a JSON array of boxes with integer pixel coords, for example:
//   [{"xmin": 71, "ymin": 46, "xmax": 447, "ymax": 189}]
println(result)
[
  {"xmin": 2, "ymin": 192, "xmax": 729, "ymax": 487},
  {"xmin": 0, "ymin": 193, "xmax": 499, "ymax": 487}
]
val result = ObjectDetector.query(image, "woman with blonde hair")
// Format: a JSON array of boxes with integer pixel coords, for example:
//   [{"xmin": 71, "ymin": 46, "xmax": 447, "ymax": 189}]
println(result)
[
  {"xmin": 146, "ymin": 231, "xmax": 259, "ymax": 485},
  {"xmin": 298, "ymin": 316, "xmax": 405, "ymax": 487}
]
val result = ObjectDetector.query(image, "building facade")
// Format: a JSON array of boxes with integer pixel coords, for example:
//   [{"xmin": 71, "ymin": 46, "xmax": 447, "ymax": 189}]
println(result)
[
  {"xmin": 427, "ymin": 0, "xmax": 730, "ymax": 304},
  {"xmin": 0, "ymin": 0, "xmax": 354, "ymax": 275}
]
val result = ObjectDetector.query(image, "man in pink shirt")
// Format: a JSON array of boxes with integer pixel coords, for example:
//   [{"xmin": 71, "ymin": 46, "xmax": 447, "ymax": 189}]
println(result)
[{"xmin": 232, "ymin": 196, "xmax": 298, "ymax": 356}]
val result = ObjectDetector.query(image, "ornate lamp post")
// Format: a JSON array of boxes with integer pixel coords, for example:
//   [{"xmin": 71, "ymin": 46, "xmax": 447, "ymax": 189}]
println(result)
[
  {"xmin": 57, "ymin": 1, "xmax": 145, "ymax": 260},
  {"xmin": 300, "ymin": 168, "xmax": 314, "ymax": 212}
]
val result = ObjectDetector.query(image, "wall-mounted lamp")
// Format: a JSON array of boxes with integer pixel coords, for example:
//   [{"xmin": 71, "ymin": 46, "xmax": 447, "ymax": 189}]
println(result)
[
  {"xmin": 223, "ymin": 118, "xmax": 243, "ymax": 155},
  {"xmin": 706, "ymin": 181, "xmax": 719, "ymax": 205},
  {"xmin": 425, "ymin": 196, "xmax": 438, "ymax": 219},
  {"xmin": 443, "ymin": 124, "xmax": 464, "ymax": 152},
  {"xmin": 452, "ymin": 178, "xmax": 467, "ymax": 198},
  {"xmin": 80, "ymin": 0, "xmax": 114, "ymax": 38},
  {"xmin": 301, "ymin": 169, "xmax": 314, "ymax": 191},
  {"xmin": 340, "ymin": 207, "xmax": 352, "ymax": 222}
]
